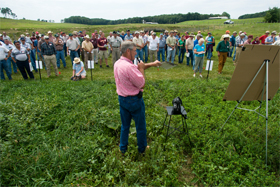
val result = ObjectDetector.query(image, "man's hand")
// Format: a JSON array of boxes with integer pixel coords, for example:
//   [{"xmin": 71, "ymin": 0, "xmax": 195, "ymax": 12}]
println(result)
[
  {"xmin": 153, "ymin": 60, "xmax": 161, "ymax": 67},
  {"xmin": 4, "ymin": 58, "xmax": 7, "ymax": 60},
  {"xmin": 217, "ymin": 52, "xmax": 220, "ymax": 56},
  {"xmin": 138, "ymin": 61, "xmax": 145, "ymax": 70}
]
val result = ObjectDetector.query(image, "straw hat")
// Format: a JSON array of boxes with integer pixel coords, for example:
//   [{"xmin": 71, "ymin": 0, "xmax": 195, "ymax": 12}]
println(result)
[
  {"xmin": 84, "ymin": 35, "xmax": 90, "ymax": 39},
  {"xmin": 47, "ymin": 31, "xmax": 53, "ymax": 34},
  {"xmin": 73, "ymin": 57, "xmax": 81, "ymax": 64}
]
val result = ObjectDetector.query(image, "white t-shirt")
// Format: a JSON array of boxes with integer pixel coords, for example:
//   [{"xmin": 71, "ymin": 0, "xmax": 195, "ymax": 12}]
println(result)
[
  {"xmin": 0, "ymin": 46, "xmax": 9, "ymax": 60},
  {"xmin": 148, "ymin": 37, "xmax": 159, "ymax": 50}
]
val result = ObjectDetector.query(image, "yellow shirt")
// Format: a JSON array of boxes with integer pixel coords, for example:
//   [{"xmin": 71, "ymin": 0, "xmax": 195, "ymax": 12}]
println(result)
[{"xmin": 82, "ymin": 41, "xmax": 93, "ymax": 51}]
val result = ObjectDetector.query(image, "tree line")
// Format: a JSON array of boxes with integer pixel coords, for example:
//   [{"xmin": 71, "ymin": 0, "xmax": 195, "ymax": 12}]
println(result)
[
  {"xmin": 64, "ymin": 12, "xmax": 226, "ymax": 25},
  {"xmin": 238, "ymin": 7, "xmax": 279, "ymax": 22}
]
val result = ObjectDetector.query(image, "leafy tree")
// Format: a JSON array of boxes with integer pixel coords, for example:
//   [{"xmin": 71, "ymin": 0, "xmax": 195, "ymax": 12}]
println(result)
[
  {"xmin": 0, "ymin": 7, "xmax": 17, "ymax": 18},
  {"xmin": 222, "ymin": 12, "xmax": 230, "ymax": 19},
  {"xmin": 37, "ymin": 18, "xmax": 40, "ymax": 21},
  {"xmin": 264, "ymin": 7, "xmax": 280, "ymax": 22}
]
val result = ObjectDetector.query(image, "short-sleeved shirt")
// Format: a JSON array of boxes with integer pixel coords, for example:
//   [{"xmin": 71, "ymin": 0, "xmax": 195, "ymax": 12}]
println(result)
[
  {"xmin": 193, "ymin": 39, "xmax": 199, "ymax": 50},
  {"xmin": 0, "ymin": 46, "xmax": 9, "ymax": 60},
  {"xmin": 73, "ymin": 61, "xmax": 86, "ymax": 75},
  {"xmin": 194, "ymin": 44, "xmax": 205, "ymax": 57},
  {"xmin": 166, "ymin": 36, "xmax": 176, "ymax": 46},
  {"xmin": 11, "ymin": 47, "xmax": 29, "ymax": 61},
  {"xmin": 159, "ymin": 37, "xmax": 166, "ymax": 48},
  {"xmin": 97, "ymin": 38, "xmax": 108, "ymax": 51},
  {"xmin": 114, "ymin": 56, "xmax": 145, "ymax": 97},
  {"xmin": 185, "ymin": 38, "xmax": 194, "ymax": 50},
  {"xmin": 53, "ymin": 38, "xmax": 64, "ymax": 51},
  {"xmin": 90, "ymin": 38, "xmax": 98, "ymax": 48},
  {"xmin": 148, "ymin": 37, "xmax": 159, "ymax": 50},
  {"xmin": 252, "ymin": 40, "xmax": 260, "ymax": 45},
  {"xmin": 235, "ymin": 37, "xmax": 246, "ymax": 47},
  {"xmin": 110, "ymin": 36, "xmax": 122, "ymax": 47},
  {"xmin": 82, "ymin": 41, "xmax": 93, "ymax": 51},
  {"xmin": 230, "ymin": 35, "xmax": 236, "ymax": 46},
  {"xmin": 206, "ymin": 36, "xmax": 214, "ymax": 44},
  {"xmin": 3, "ymin": 44, "xmax": 15, "ymax": 56},
  {"xmin": 265, "ymin": 36, "xmax": 277, "ymax": 45},
  {"xmin": 21, "ymin": 43, "xmax": 31, "ymax": 50},
  {"xmin": 259, "ymin": 35, "xmax": 268, "ymax": 44},
  {"xmin": 141, "ymin": 35, "xmax": 148, "ymax": 44},
  {"xmin": 124, "ymin": 34, "xmax": 133, "ymax": 41},
  {"xmin": 120, "ymin": 35, "xmax": 125, "ymax": 40},
  {"xmin": 178, "ymin": 39, "xmax": 185, "ymax": 49},
  {"xmin": 41, "ymin": 42, "xmax": 56, "ymax": 55},
  {"xmin": 66, "ymin": 39, "xmax": 79, "ymax": 50},
  {"xmin": 3, "ymin": 35, "xmax": 11, "ymax": 42},
  {"xmin": 133, "ymin": 37, "xmax": 144, "ymax": 49}
]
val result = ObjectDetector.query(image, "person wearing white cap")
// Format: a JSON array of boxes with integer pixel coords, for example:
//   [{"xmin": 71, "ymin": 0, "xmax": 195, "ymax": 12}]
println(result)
[
  {"xmin": 71, "ymin": 57, "xmax": 86, "ymax": 80},
  {"xmin": 47, "ymin": 31, "xmax": 55, "ymax": 43},
  {"xmin": 216, "ymin": 34, "xmax": 230, "ymax": 74},
  {"xmin": 265, "ymin": 31, "xmax": 277, "ymax": 45},
  {"xmin": 82, "ymin": 35, "xmax": 93, "ymax": 70},
  {"xmin": 233, "ymin": 33, "xmax": 246, "ymax": 65}
]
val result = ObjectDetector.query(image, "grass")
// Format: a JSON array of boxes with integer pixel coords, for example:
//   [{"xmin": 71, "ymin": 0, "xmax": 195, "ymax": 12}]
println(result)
[
  {"xmin": 176, "ymin": 17, "xmax": 265, "ymax": 25},
  {"xmin": 0, "ymin": 18, "xmax": 280, "ymax": 186}
]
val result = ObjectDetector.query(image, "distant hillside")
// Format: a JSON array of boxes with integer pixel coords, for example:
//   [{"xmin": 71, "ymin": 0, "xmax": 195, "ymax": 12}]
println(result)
[
  {"xmin": 64, "ymin": 12, "xmax": 223, "ymax": 25},
  {"xmin": 238, "ymin": 10, "xmax": 267, "ymax": 19}
]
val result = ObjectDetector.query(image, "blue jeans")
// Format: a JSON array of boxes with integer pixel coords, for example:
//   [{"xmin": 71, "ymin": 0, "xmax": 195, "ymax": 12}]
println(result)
[
  {"xmin": 229, "ymin": 46, "xmax": 235, "ymax": 57},
  {"xmin": 30, "ymin": 49, "xmax": 38, "ymax": 72},
  {"xmin": 118, "ymin": 95, "xmax": 147, "ymax": 153},
  {"xmin": 178, "ymin": 48, "xmax": 186, "ymax": 63},
  {"xmin": 186, "ymin": 49, "xmax": 194, "ymax": 66},
  {"xmin": 63, "ymin": 43, "xmax": 67, "ymax": 57},
  {"xmin": 206, "ymin": 46, "xmax": 213, "ymax": 60},
  {"xmin": 56, "ymin": 50, "xmax": 66, "ymax": 68},
  {"xmin": 7, "ymin": 57, "xmax": 17, "ymax": 74},
  {"xmin": 135, "ymin": 49, "xmax": 143, "ymax": 61},
  {"xmin": 167, "ymin": 46, "xmax": 175, "ymax": 63},
  {"xmin": 0, "ymin": 59, "xmax": 12, "ymax": 80},
  {"xmin": 157, "ymin": 47, "xmax": 165, "ymax": 61},
  {"xmin": 70, "ymin": 50, "xmax": 79, "ymax": 65},
  {"xmin": 233, "ymin": 46, "xmax": 237, "ymax": 61},
  {"xmin": 142, "ymin": 45, "xmax": 148, "ymax": 62}
]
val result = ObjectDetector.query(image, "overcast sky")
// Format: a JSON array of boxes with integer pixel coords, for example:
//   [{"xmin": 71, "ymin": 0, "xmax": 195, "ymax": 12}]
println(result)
[{"xmin": 1, "ymin": 0, "xmax": 279, "ymax": 23}]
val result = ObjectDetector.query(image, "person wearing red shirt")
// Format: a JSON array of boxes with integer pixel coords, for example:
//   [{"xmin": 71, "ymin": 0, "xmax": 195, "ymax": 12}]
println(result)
[
  {"xmin": 259, "ymin": 31, "xmax": 270, "ymax": 45},
  {"xmin": 97, "ymin": 33, "xmax": 109, "ymax": 68},
  {"xmin": 185, "ymin": 31, "xmax": 190, "ymax": 40}
]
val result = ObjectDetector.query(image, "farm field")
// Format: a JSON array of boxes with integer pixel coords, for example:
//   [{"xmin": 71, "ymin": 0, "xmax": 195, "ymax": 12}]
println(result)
[{"xmin": 0, "ymin": 18, "xmax": 280, "ymax": 186}]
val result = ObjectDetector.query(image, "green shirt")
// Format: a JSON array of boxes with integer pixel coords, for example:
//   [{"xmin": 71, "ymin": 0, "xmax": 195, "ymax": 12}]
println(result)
[
  {"xmin": 216, "ymin": 40, "xmax": 230, "ymax": 52},
  {"xmin": 178, "ymin": 40, "xmax": 185, "ymax": 49}
]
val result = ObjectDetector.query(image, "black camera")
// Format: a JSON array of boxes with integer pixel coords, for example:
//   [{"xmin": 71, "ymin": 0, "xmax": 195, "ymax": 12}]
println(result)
[{"xmin": 172, "ymin": 97, "xmax": 182, "ymax": 114}]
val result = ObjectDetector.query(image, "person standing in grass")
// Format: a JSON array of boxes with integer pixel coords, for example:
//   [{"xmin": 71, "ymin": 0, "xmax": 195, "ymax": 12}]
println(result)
[
  {"xmin": 133, "ymin": 31, "xmax": 144, "ymax": 61},
  {"xmin": 233, "ymin": 33, "xmax": 246, "ymax": 65},
  {"xmin": 166, "ymin": 30, "xmax": 176, "ymax": 64},
  {"xmin": 157, "ymin": 33, "xmax": 166, "ymax": 62},
  {"xmin": 140, "ymin": 31, "xmax": 149, "ymax": 63},
  {"xmin": 205, "ymin": 32, "xmax": 214, "ymax": 60},
  {"xmin": 216, "ymin": 34, "xmax": 230, "ymax": 74},
  {"xmin": 66, "ymin": 33, "xmax": 80, "ymax": 65},
  {"xmin": 114, "ymin": 41, "xmax": 161, "ymax": 155},
  {"xmin": 82, "ymin": 35, "xmax": 93, "ymax": 70},
  {"xmin": 54, "ymin": 34, "xmax": 67, "ymax": 68},
  {"xmin": 178, "ymin": 35, "xmax": 186, "ymax": 64},
  {"xmin": 185, "ymin": 33, "xmax": 195, "ymax": 67},
  {"xmin": 3, "ymin": 39, "xmax": 17, "ymax": 74},
  {"xmin": 193, "ymin": 38, "xmax": 205, "ymax": 78},
  {"xmin": 11, "ymin": 41, "xmax": 34, "ymax": 80},
  {"xmin": 41, "ymin": 36, "xmax": 59, "ymax": 77},
  {"xmin": 97, "ymin": 33, "xmax": 109, "ymax": 68},
  {"xmin": 229, "ymin": 31, "xmax": 237, "ymax": 57},
  {"xmin": 147, "ymin": 32, "xmax": 159, "ymax": 62},
  {"xmin": 0, "ymin": 43, "xmax": 12, "ymax": 80},
  {"xmin": 109, "ymin": 31, "xmax": 122, "ymax": 65},
  {"xmin": 90, "ymin": 33, "xmax": 99, "ymax": 64}
]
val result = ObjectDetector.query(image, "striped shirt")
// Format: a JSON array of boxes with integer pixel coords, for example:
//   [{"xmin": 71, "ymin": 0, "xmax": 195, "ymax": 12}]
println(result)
[
  {"xmin": 11, "ymin": 47, "xmax": 29, "ymax": 61},
  {"xmin": 235, "ymin": 37, "xmax": 246, "ymax": 47},
  {"xmin": 21, "ymin": 43, "xmax": 31, "ymax": 50},
  {"xmin": 114, "ymin": 56, "xmax": 145, "ymax": 97}
]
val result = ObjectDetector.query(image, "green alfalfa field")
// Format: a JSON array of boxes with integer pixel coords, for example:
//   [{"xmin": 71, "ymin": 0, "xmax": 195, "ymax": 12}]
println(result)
[{"xmin": 0, "ymin": 18, "xmax": 279, "ymax": 186}]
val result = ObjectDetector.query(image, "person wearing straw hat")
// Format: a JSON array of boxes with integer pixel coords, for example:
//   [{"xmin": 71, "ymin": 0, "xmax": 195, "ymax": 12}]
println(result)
[
  {"xmin": 82, "ymin": 35, "xmax": 93, "ymax": 70},
  {"xmin": 54, "ymin": 34, "xmax": 66, "ymax": 68},
  {"xmin": 265, "ymin": 31, "xmax": 277, "ymax": 45},
  {"xmin": 216, "ymin": 34, "xmax": 230, "ymax": 74},
  {"xmin": 47, "ymin": 31, "xmax": 55, "ymax": 43},
  {"xmin": 185, "ymin": 33, "xmax": 195, "ymax": 67},
  {"xmin": 71, "ymin": 57, "xmax": 86, "ymax": 80}
]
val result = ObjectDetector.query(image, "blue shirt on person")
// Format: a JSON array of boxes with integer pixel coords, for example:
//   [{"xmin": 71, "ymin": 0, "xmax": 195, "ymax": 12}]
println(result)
[
  {"xmin": 230, "ymin": 35, "xmax": 236, "ymax": 46},
  {"xmin": 207, "ymin": 36, "xmax": 214, "ymax": 44},
  {"xmin": 193, "ymin": 39, "xmax": 199, "ymax": 50},
  {"xmin": 194, "ymin": 43, "xmax": 205, "ymax": 57},
  {"xmin": 73, "ymin": 61, "xmax": 86, "ymax": 75}
]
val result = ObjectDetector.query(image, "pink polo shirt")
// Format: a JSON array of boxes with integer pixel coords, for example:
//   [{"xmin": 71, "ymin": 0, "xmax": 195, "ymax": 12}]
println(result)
[{"xmin": 114, "ymin": 56, "xmax": 145, "ymax": 97}]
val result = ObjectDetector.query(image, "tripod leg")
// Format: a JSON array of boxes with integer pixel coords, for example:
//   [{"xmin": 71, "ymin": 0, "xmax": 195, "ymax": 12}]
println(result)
[
  {"xmin": 164, "ymin": 115, "xmax": 172, "ymax": 151},
  {"xmin": 220, "ymin": 101, "xmax": 241, "ymax": 131},
  {"xmin": 162, "ymin": 113, "xmax": 168, "ymax": 131},
  {"xmin": 256, "ymin": 78, "xmax": 266, "ymax": 127}
]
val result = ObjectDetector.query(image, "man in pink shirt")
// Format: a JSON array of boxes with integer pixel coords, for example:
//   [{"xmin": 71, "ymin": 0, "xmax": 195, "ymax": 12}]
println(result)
[{"xmin": 114, "ymin": 41, "xmax": 161, "ymax": 155}]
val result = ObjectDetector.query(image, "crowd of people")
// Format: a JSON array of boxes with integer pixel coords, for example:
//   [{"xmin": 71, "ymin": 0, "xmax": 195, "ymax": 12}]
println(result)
[{"xmin": 0, "ymin": 29, "xmax": 279, "ymax": 80}]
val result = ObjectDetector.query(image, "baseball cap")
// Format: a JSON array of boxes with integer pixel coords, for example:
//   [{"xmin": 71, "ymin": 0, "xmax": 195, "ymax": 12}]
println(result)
[
  {"xmin": 113, "ymin": 31, "xmax": 117, "ymax": 34},
  {"xmin": 271, "ymin": 31, "xmax": 277, "ymax": 35},
  {"xmin": 265, "ymin": 31, "xmax": 270, "ymax": 34},
  {"xmin": 54, "ymin": 34, "xmax": 58, "ymax": 37},
  {"xmin": 160, "ymin": 33, "xmax": 163, "ymax": 36},
  {"xmin": 44, "ymin": 36, "xmax": 49, "ymax": 39},
  {"xmin": 226, "ymin": 30, "xmax": 230, "ymax": 34},
  {"xmin": 239, "ymin": 31, "xmax": 243, "ymax": 34},
  {"xmin": 240, "ymin": 33, "xmax": 245, "ymax": 36},
  {"xmin": 135, "ymin": 31, "xmax": 140, "ymax": 34},
  {"xmin": 126, "ymin": 29, "xmax": 130, "ymax": 32},
  {"xmin": 69, "ymin": 33, "xmax": 73, "ymax": 36},
  {"xmin": 233, "ymin": 31, "xmax": 237, "ymax": 34},
  {"xmin": 152, "ymin": 32, "xmax": 157, "ymax": 35},
  {"xmin": 208, "ymin": 32, "xmax": 212, "ymax": 35},
  {"xmin": 20, "ymin": 37, "xmax": 25, "ymax": 40}
]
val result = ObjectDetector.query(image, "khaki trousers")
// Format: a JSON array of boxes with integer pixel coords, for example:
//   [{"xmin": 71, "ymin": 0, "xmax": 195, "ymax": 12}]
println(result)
[
  {"xmin": 149, "ymin": 49, "xmax": 157, "ymax": 62},
  {"xmin": 234, "ymin": 47, "xmax": 242, "ymax": 66},
  {"xmin": 218, "ymin": 52, "xmax": 228, "ymax": 73},
  {"xmin": 112, "ymin": 47, "xmax": 121, "ymax": 65},
  {"xmin": 84, "ymin": 51, "xmax": 92, "ymax": 70},
  {"xmin": 44, "ymin": 54, "xmax": 58, "ymax": 76}
]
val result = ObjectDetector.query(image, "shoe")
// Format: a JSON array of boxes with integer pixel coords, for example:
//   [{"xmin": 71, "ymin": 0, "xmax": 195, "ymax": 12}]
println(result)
[
  {"xmin": 106, "ymin": 65, "xmax": 109, "ymax": 68},
  {"xmin": 199, "ymin": 74, "xmax": 203, "ymax": 78},
  {"xmin": 193, "ymin": 74, "xmax": 195, "ymax": 77},
  {"xmin": 95, "ymin": 62, "xmax": 98, "ymax": 64},
  {"xmin": 100, "ymin": 65, "xmax": 102, "ymax": 68}
]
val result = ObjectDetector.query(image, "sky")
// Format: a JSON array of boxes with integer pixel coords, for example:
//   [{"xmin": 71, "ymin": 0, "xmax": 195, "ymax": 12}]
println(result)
[{"xmin": 1, "ymin": 0, "xmax": 279, "ymax": 23}]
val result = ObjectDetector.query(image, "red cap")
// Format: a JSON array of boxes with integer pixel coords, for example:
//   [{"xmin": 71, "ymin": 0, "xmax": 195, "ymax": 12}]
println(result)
[
  {"xmin": 35, "ymin": 31, "xmax": 39, "ymax": 34},
  {"xmin": 226, "ymin": 30, "xmax": 230, "ymax": 34},
  {"xmin": 248, "ymin": 35, "xmax": 253, "ymax": 39},
  {"xmin": 92, "ymin": 33, "xmax": 95, "ymax": 36}
]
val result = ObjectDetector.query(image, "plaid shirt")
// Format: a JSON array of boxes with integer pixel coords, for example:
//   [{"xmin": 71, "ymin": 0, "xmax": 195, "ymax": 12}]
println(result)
[
  {"xmin": 235, "ymin": 37, "xmax": 246, "ymax": 47},
  {"xmin": 40, "ymin": 42, "xmax": 56, "ymax": 55}
]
